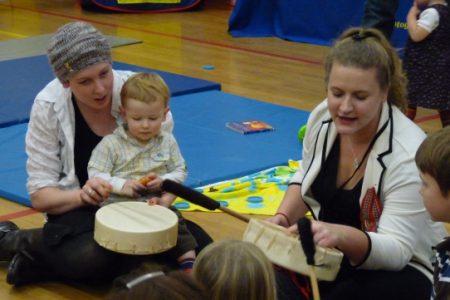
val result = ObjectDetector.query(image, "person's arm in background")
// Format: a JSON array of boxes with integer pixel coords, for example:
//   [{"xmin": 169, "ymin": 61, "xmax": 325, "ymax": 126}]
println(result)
[{"xmin": 407, "ymin": 3, "xmax": 436, "ymax": 42}]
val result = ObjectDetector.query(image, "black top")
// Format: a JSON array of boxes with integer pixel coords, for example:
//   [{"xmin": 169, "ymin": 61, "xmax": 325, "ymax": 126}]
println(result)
[
  {"xmin": 46, "ymin": 97, "xmax": 104, "ymax": 224},
  {"xmin": 73, "ymin": 97, "xmax": 103, "ymax": 188},
  {"xmin": 311, "ymin": 137, "xmax": 363, "ymax": 229}
]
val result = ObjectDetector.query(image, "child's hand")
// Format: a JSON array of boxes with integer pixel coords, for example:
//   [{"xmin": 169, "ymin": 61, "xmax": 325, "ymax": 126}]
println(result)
[
  {"xmin": 147, "ymin": 193, "xmax": 174, "ymax": 208},
  {"xmin": 140, "ymin": 173, "xmax": 163, "ymax": 191},
  {"xmin": 147, "ymin": 197, "xmax": 161, "ymax": 206},
  {"xmin": 409, "ymin": 1, "xmax": 420, "ymax": 18},
  {"xmin": 147, "ymin": 197, "xmax": 161, "ymax": 205},
  {"xmin": 160, "ymin": 192, "xmax": 176, "ymax": 207},
  {"xmin": 121, "ymin": 180, "xmax": 147, "ymax": 198},
  {"xmin": 138, "ymin": 174, "xmax": 156, "ymax": 186}
]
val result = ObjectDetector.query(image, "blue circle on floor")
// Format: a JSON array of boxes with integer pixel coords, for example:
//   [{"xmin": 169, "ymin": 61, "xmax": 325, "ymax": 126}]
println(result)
[
  {"xmin": 202, "ymin": 64, "xmax": 215, "ymax": 70},
  {"xmin": 277, "ymin": 183, "xmax": 288, "ymax": 192},
  {"xmin": 247, "ymin": 196, "xmax": 263, "ymax": 203},
  {"xmin": 266, "ymin": 178, "xmax": 281, "ymax": 183},
  {"xmin": 174, "ymin": 202, "xmax": 190, "ymax": 209},
  {"xmin": 218, "ymin": 200, "xmax": 229, "ymax": 207},
  {"xmin": 248, "ymin": 203, "xmax": 265, "ymax": 209},
  {"xmin": 247, "ymin": 185, "xmax": 257, "ymax": 192}
]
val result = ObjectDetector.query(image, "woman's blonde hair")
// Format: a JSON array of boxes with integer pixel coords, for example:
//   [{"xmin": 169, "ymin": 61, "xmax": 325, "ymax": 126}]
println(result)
[
  {"xmin": 193, "ymin": 240, "xmax": 277, "ymax": 300},
  {"xmin": 324, "ymin": 27, "xmax": 407, "ymax": 111},
  {"xmin": 120, "ymin": 72, "xmax": 170, "ymax": 108}
]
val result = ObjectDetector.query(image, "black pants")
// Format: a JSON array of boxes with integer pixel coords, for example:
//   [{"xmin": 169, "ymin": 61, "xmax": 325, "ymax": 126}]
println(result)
[
  {"xmin": 276, "ymin": 264, "xmax": 431, "ymax": 300},
  {"xmin": 34, "ymin": 207, "xmax": 212, "ymax": 283},
  {"xmin": 361, "ymin": 0, "xmax": 400, "ymax": 39}
]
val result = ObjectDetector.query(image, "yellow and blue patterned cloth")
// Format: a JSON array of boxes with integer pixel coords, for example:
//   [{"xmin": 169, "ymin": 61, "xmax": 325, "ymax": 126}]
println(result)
[{"xmin": 174, "ymin": 160, "xmax": 299, "ymax": 215}]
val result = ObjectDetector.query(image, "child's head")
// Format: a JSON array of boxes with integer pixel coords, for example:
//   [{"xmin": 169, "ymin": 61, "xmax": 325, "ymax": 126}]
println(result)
[
  {"xmin": 107, "ymin": 269, "xmax": 206, "ymax": 300},
  {"xmin": 415, "ymin": 127, "xmax": 450, "ymax": 222},
  {"xmin": 193, "ymin": 240, "xmax": 277, "ymax": 300},
  {"xmin": 120, "ymin": 72, "xmax": 170, "ymax": 144}
]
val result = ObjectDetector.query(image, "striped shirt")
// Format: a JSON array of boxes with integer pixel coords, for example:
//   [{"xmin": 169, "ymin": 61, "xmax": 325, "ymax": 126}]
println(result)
[{"xmin": 432, "ymin": 238, "xmax": 450, "ymax": 300}]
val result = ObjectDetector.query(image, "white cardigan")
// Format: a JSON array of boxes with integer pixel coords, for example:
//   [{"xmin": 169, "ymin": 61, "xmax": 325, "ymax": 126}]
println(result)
[{"xmin": 291, "ymin": 100, "xmax": 447, "ymax": 280}]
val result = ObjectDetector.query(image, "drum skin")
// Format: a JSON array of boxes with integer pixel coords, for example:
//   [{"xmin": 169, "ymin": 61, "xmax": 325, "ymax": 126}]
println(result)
[
  {"xmin": 95, "ymin": 202, "xmax": 178, "ymax": 255},
  {"xmin": 243, "ymin": 218, "xmax": 343, "ymax": 281}
]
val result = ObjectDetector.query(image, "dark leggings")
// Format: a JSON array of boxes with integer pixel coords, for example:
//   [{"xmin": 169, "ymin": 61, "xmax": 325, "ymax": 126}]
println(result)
[
  {"xmin": 439, "ymin": 109, "xmax": 450, "ymax": 127},
  {"xmin": 407, "ymin": 106, "xmax": 450, "ymax": 127},
  {"xmin": 33, "ymin": 208, "xmax": 212, "ymax": 283},
  {"xmin": 45, "ymin": 230, "xmax": 136, "ymax": 282},
  {"xmin": 361, "ymin": 0, "xmax": 399, "ymax": 39},
  {"xmin": 276, "ymin": 264, "xmax": 431, "ymax": 300}
]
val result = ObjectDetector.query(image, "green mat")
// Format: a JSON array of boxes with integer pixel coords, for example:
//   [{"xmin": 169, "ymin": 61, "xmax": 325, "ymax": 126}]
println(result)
[{"xmin": 0, "ymin": 34, "xmax": 142, "ymax": 61}]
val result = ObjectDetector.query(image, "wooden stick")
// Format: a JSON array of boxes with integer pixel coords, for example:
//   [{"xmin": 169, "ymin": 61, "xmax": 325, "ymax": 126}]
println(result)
[
  {"xmin": 219, "ymin": 206, "xmax": 250, "ymax": 223},
  {"xmin": 309, "ymin": 266, "xmax": 320, "ymax": 300}
]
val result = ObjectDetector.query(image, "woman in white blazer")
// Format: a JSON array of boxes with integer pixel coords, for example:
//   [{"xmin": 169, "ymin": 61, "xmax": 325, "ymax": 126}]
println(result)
[{"xmin": 269, "ymin": 27, "xmax": 447, "ymax": 300}]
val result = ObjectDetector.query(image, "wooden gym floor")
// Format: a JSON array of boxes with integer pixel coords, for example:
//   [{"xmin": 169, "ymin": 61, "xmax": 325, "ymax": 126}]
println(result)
[{"xmin": 0, "ymin": 0, "xmax": 443, "ymax": 299}]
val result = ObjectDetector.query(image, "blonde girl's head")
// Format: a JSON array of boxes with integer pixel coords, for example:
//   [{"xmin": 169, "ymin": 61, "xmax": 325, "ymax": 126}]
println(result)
[
  {"xmin": 193, "ymin": 240, "xmax": 277, "ymax": 300},
  {"xmin": 324, "ymin": 27, "xmax": 407, "ymax": 111},
  {"xmin": 120, "ymin": 72, "xmax": 170, "ymax": 108}
]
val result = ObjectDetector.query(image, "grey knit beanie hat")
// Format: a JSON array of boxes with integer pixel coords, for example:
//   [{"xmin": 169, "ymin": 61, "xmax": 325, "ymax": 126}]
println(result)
[{"xmin": 47, "ymin": 21, "xmax": 112, "ymax": 83}]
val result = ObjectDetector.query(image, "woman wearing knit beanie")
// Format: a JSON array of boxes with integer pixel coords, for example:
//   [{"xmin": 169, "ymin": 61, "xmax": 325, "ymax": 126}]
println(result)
[{"xmin": 0, "ymin": 21, "xmax": 212, "ymax": 286}]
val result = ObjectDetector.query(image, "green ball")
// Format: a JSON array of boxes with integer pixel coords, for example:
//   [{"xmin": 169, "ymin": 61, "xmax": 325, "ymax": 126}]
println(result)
[{"xmin": 298, "ymin": 125, "xmax": 307, "ymax": 142}]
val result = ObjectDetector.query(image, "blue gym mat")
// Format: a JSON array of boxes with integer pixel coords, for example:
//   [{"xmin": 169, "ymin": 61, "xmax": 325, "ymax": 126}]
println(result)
[
  {"xmin": 0, "ymin": 90, "xmax": 309, "ymax": 207},
  {"xmin": 0, "ymin": 55, "xmax": 221, "ymax": 128},
  {"xmin": 172, "ymin": 91, "xmax": 307, "ymax": 186}
]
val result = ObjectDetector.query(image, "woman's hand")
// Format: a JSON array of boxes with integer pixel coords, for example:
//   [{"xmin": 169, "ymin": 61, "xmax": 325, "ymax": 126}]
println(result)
[
  {"xmin": 288, "ymin": 220, "xmax": 368, "ymax": 265},
  {"xmin": 287, "ymin": 220, "xmax": 343, "ymax": 248},
  {"xmin": 120, "ymin": 180, "xmax": 146, "ymax": 198},
  {"xmin": 81, "ymin": 177, "xmax": 112, "ymax": 206},
  {"xmin": 266, "ymin": 213, "xmax": 291, "ymax": 228},
  {"xmin": 309, "ymin": 220, "xmax": 344, "ymax": 248}
]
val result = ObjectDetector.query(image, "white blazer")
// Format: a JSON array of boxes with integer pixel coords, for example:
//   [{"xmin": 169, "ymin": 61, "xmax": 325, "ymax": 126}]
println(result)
[{"xmin": 291, "ymin": 100, "xmax": 447, "ymax": 280}]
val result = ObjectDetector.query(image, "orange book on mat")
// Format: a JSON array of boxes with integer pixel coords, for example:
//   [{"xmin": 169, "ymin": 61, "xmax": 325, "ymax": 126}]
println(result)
[{"xmin": 225, "ymin": 120, "xmax": 274, "ymax": 134}]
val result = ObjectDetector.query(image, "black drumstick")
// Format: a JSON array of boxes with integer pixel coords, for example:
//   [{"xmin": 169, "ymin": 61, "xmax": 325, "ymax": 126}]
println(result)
[
  {"xmin": 298, "ymin": 217, "xmax": 315, "ymax": 265},
  {"xmin": 298, "ymin": 217, "xmax": 320, "ymax": 300},
  {"xmin": 161, "ymin": 179, "xmax": 250, "ymax": 222}
]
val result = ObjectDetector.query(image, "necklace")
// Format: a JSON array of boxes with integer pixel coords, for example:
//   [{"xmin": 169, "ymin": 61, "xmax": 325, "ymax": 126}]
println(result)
[
  {"xmin": 347, "ymin": 137, "xmax": 363, "ymax": 170},
  {"xmin": 339, "ymin": 132, "xmax": 380, "ymax": 189}
]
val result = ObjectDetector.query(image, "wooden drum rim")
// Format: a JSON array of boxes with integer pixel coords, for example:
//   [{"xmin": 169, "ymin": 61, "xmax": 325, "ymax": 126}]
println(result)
[{"xmin": 94, "ymin": 201, "xmax": 178, "ymax": 255}]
